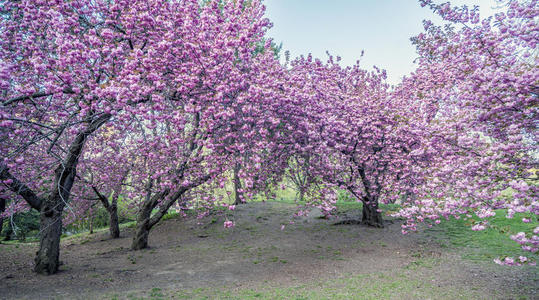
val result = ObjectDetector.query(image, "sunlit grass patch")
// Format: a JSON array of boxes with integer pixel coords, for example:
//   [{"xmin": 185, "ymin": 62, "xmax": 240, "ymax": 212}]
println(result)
[{"xmin": 424, "ymin": 209, "xmax": 537, "ymax": 262}]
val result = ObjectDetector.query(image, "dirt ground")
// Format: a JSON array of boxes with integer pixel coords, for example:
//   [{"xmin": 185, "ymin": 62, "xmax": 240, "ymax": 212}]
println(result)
[{"xmin": 0, "ymin": 202, "xmax": 537, "ymax": 299}]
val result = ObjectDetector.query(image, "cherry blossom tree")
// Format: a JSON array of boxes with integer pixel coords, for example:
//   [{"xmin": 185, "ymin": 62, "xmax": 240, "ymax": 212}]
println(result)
[
  {"xmin": 0, "ymin": 0, "xmax": 279, "ymax": 272},
  {"xmin": 285, "ymin": 54, "xmax": 428, "ymax": 227},
  {"xmin": 0, "ymin": 0, "xmax": 165, "ymax": 273},
  {"xmin": 394, "ymin": 0, "xmax": 538, "ymax": 264},
  {"xmin": 69, "ymin": 129, "xmax": 135, "ymax": 239},
  {"xmin": 112, "ymin": 0, "xmax": 285, "ymax": 250},
  {"xmin": 2, "ymin": 0, "xmax": 536, "ymax": 277}
]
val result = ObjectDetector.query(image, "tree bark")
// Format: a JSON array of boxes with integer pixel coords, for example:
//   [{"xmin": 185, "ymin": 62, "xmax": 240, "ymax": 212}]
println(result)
[
  {"xmin": 34, "ymin": 192, "xmax": 65, "ymax": 274},
  {"xmin": 131, "ymin": 176, "xmax": 211, "ymax": 250},
  {"xmin": 233, "ymin": 163, "xmax": 243, "ymax": 205},
  {"xmin": 93, "ymin": 186, "xmax": 121, "ymax": 239},
  {"xmin": 131, "ymin": 188, "xmax": 186, "ymax": 250},
  {"xmin": 108, "ymin": 204, "xmax": 120, "ymax": 238},
  {"xmin": 1, "ymin": 112, "xmax": 109, "ymax": 274},
  {"xmin": 361, "ymin": 198, "xmax": 384, "ymax": 228},
  {"xmin": 0, "ymin": 197, "xmax": 5, "ymax": 239},
  {"xmin": 131, "ymin": 199, "xmax": 153, "ymax": 250},
  {"xmin": 131, "ymin": 171, "xmax": 211, "ymax": 251},
  {"xmin": 34, "ymin": 113, "xmax": 111, "ymax": 274},
  {"xmin": 89, "ymin": 208, "xmax": 93, "ymax": 234},
  {"xmin": 108, "ymin": 170, "xmax": 128, "ymax": 239}
]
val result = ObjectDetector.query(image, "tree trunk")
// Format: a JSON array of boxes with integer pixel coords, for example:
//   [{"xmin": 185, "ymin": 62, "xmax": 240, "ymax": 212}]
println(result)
[
  {"xmin": 361, "ymin": 198, "xmax": 383, "ymax": 228},
  {"xmin": 89, "ymin": 208, "xmax": 94, "ymax": 234},
  {"xmin": 131, "ymin": 180, "xmax": 157, "ymax": 251},
  {"xmin": 233, "ymin": 163, "xmax": 243, "ymax": 205},
  {"xmin": 131, "ymin": 186, "xmax": 187, "ymax": 250},
  {"xmin": 108, "ymin": 204, "xmax": 120, "ymax": 239},
  {"xmin": 0, "ymin": 113, "xmax": 108, "ymax": 274},
  {"xmin": 131, "ymin": 172, "xmax": 210, "ymax": 251},
  {"xmin": 34, "ymin": 113, "xmax": 110, "ymax": 274},
  {"xmin": 0, "ymin": 197, "xmax": 5, "ymax": 238},
  {"xmin": 108, "ymin": 175, "xmax": 125, "ymax": 239},
  {"xmin": 34, "ymin": 194, "xmax": 65, "ymax": 274},
  {"xmin": 93, "ymin": 186, "xmax": 121, "ymax": 239},
  {"xmin": 298, "ymin": 188, "xmax": 305, "ymax": 203},
  {"xmin": 131, "ymin": 201, "xmax": 152, "ymax": 250}
]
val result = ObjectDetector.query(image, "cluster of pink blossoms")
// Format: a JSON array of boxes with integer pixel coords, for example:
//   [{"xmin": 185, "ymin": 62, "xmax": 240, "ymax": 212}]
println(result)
[{"xmin": 0, "ymin": 0, "xmax": 536, "ymax": 275}]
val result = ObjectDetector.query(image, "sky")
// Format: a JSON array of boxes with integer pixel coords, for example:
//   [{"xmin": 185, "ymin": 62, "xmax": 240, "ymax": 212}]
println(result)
[{"xmin": 263, "ymin": 0, "xmax": 501, "ymax": 85}]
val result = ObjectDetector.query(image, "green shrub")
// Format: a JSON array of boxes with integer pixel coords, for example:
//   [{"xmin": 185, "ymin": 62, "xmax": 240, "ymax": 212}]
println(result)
[{"xmin": 1, "ymin": 209, "xmax": 40, "ymax": 241}]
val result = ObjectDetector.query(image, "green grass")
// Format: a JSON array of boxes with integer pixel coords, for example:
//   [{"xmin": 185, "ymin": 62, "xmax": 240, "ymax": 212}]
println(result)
[
  {"xmin": 333, "ymin": 200, "xmax": 401, "ymax": 215},
  {"xmin": 423, "ymin": 209, "xmax": 537, "ymax": 262},
  {"xmin": 148, "ymin": 269, "xmax": 485, "ymax": 300},
  {"xmin": 330, "ymin": 198, "xmax": 537, "ymax": 264}
]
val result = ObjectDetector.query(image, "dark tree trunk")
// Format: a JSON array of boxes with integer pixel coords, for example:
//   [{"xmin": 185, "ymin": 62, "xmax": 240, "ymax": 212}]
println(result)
[
  {"xmin": 34, "ymin": 113, "xmax": 110, "ymax": 274},
  {"xmin": 0, "ymin": 114, "xmax": 108, "ymax": 274},
  {"xmin": 107, "ymin": 175, "xmax": 126, "ymax": 239},
  {"xmin": 132, "ymin": 184, "xmax": 190, "ymax": 250},
  {"xmin": 298, "ymin": 188, "xmax": 305, "ymax": 203},
  {"xmin": 233, "ymin": 163, "xmax": 243, "ymax": 205},
  {"xmin": 34, "ymin": 142, "xmax": 83, "ymax": 273},
  {"xmin": 108, "ymin": 170, "xmax": 127, "ymax": 238},
  {"xmin": 108, "ymin": 204, "xmax": 120, "ymax": 238},
  {"xmin": 131, "ymin": 170, "xmax": 210, "ymax": 251},
  {"xmin": 131, "ymin": 180, "xmax": 156, "ymax": 250},
  {"xmin": 0, "ymin": 197, "xmax": 5, "ymax": 238},
  {"xmin": 89, "ymin": 209, "xmax": 93, "ymax": 234},
  {"xmin": 34, "ymin": 193, "xmax": 64, "ymax": 274},
  {"xmin": 361, "ymin": 198, "xmax": 383, "ymax": 228},
  {"xmin": 93, "ymin": 186, "xmax": 121, "ymax": 239},
  {"xmin": 131, "ymin": 200, "xmax": 153, "ymax": 250}
]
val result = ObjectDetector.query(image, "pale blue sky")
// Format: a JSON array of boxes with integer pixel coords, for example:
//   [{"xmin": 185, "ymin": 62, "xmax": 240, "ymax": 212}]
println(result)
[{"xmin": 264, "ymin": 0, "xmax": 500, "ymax": 84}]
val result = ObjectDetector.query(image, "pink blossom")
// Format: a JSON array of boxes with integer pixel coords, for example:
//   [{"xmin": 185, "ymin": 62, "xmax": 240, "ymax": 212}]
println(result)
[{"xmin": 224, "ymin": 221, "xmax": 235, "ymax": 229}]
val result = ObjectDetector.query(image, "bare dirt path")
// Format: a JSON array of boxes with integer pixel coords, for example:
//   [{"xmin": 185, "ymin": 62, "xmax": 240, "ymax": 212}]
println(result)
[{"xmin": 1, "ymin": 202, "xmax": 537, "ymax": 299}]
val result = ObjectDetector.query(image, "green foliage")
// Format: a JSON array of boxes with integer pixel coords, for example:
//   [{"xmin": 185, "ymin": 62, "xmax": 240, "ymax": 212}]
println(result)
[
  {"xmin": 336, "ymin": 189, "xmax": 354, "ymax": 202},
  {"xmin": 161, "ymin": 211, "xmax": 180, "ymax": 222},
  {"xmin": 1, "ymin": 209, "xmax": 40, "ymax": 241},
  {"xmin": 65, "ymin": 194, "xmax": 136, "ymax": 234},
  {"xmin": 253, "ymin": 37, "xmax": 283, "ymax": 59}
]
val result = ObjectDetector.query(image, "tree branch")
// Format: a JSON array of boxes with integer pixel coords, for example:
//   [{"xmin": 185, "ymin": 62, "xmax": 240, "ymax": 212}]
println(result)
[
  {"xmin": 92, "ymin": 186, "xmax": 110, "ymax": 210},
  {"xmin": 2, "ymin": 88, "xmax": 75, "ymax": 106},
  {"xmin": 0, "ymin": 164, "xmax": 42, "ymax": 210}
]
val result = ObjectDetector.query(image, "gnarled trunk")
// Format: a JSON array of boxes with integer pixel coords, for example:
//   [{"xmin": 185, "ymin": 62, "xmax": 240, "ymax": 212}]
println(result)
[
  {"xmin": 131, "ymin": 170, "xmax": 210, "ymax": 251},
  {"xmin": 1, "ymin": 113, "xmax": 110, "ymax": 274},
  {"xmin": 109, "ymin": 170, "xmax": 127, "ymax": 238},
  {"xmin": 34, "ymin": 113, "xmax": 110, "ymax": 274},
  {"xmin": 361, "ymin": 198, "xmax": 383, "ymax": 228},
  {"xmin": 131, "ymin": 200, "xmax": 152, "ymax": 250},
  {"xmin": 132, "ymin": 185, "xmax": 188, "ymax": 250},
  {"xmin": 34, "ymin": 194, "xmax": 64, "ymax": 274},
  {"xmin": 35, "ymin": 146, "xmax": 82, "ymax": 274},
  {"xmin": 93, "ymin": 186, "xmax": 121, "ymax": 239},
  {"xmin": 0, "ymin": 197, "xmax": 5, "ymax": 238},
  {"xmin": 108, "ymin": 204, "xmax": 120, "ymax": 238}
]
